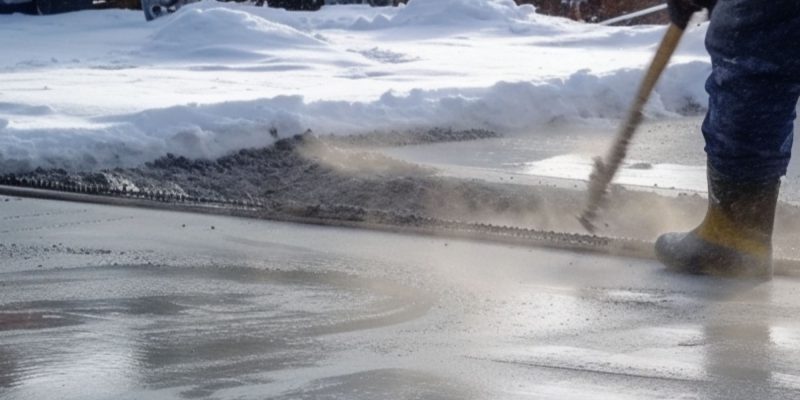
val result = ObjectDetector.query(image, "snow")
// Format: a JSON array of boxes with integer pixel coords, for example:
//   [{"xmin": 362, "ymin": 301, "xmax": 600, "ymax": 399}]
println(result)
[
  {"xmin": 0, "ymin": 0, "xmax": 712, "ymax": 171},
  {"xmin": 148, "ymin": 6, "xmax": 328, "ymax": 58}
]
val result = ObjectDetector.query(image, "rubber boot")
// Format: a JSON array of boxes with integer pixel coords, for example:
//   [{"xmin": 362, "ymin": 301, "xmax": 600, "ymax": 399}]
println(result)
[{"xmin": 655, "ymin": 168, "xmax": 780, "ymax": 278}]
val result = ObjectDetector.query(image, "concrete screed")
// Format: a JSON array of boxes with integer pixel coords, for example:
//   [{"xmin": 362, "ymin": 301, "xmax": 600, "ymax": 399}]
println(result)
[{"xmin": 1, "ymin": 195, "xmax": 800, "ymax": 400}]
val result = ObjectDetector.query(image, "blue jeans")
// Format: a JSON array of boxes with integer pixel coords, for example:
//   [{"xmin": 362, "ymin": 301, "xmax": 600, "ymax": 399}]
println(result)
[{"xmin": 702, "ymin": 0, "xmax": 800, "ymax": 182}]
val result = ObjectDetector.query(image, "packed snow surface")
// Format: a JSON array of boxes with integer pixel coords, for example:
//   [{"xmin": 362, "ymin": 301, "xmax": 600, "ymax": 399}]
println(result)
[{"xmin": 0, "ymin": 0, "xmax": 712, "ymax": 170}]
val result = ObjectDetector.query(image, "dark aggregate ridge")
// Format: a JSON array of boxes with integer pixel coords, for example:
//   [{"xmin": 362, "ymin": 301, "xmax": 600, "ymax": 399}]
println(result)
[
  {"xmin": 4, "ymin": 127, "xmax": 800, "ymax": 255},
  {"xmin": 2, "ymin": 129, "xmax": 584, "ymax": 228}
]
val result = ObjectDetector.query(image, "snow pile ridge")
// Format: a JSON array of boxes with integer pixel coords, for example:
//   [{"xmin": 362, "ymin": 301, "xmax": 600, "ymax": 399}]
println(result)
[
  {"xmin": 365, "ymin": 61, "xmax": 710, "ymax": 132},
  {"xmin": 350, "ymin": 0, "xmax": 548, "ymax": 31},
  {"xmin": 396, "ymin": 0, "xmax": 527, "ymax": 23},
  {"xmin": 0, "ymin": 62, "xmax": 711, "ymax": 172},
  {"xmin": 0, "ymin": 2, "xmax": 715, "ymax": 172},
  {"xmin": 148, "ymin": 3, "xmax": 325, "ymax": 58}
]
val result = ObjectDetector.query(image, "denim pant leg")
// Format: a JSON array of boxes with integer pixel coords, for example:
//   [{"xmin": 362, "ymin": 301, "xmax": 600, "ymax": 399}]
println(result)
[{"xmin": 702, "ymin": 0, "xmax": 800, "ymax": 182}]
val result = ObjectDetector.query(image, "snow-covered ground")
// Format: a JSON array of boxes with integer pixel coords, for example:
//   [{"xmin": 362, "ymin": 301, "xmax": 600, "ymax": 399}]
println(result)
[{"xmin": 0, "ymin": 0, "xmax": 713, "ymax": 170}]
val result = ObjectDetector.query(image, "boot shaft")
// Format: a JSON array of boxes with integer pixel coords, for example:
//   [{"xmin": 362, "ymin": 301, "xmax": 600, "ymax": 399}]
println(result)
[
  {"xmin": 655, "ymin": 167, "xmax": 780, "ymax": 278},
  {"xmin": 696, "ymin": 167, "xmax": 780, "ymax": 256}
]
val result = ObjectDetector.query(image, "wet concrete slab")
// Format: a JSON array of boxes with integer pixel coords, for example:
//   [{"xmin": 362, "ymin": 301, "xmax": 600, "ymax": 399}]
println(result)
[
  {"xmin": 379, "ymin": 118, "xmax": 800, "ymax": 204},
  {"xmin": 2, "ymin": 195, "xmax": 800, "ymax": 399}
]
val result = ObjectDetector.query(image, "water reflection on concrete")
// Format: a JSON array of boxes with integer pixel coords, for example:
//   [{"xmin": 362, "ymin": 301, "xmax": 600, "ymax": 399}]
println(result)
[
  {"xmin": 3, "ymin": 260, "xmax": 800, "ymax": 399},
  {"xmin": 272, "ymin": 369, "xmax": 476, "ymax": 400},
  {"xmin": 0, "ymin": 266, "xmax": 436, "ymax": 399},
  {"xmin": 3, "ymin": 197, "xmax": 800, "ymax": 399},
  {"xmin": 700, "ymin": 281, "xmax": 784, "ymax": 399},
  {"xmin": 0, "ymin": 347, "xmax": 15, "ymax": 389}
]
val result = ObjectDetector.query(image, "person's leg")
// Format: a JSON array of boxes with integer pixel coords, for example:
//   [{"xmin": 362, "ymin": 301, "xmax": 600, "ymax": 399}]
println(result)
[
  {"xmin": 656, "ymin": 0, "xmax": 800, "ymax": 277},
  {"xmin": 703, "ymin": 0, "xmax": 800, "ymax": 182}
]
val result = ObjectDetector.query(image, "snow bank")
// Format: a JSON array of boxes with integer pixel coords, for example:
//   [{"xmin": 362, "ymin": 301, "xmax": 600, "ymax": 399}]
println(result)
[
  {"xmin": 147, "ymin": 5, "xmax": 326, "ymax": 60},
  {"xmin": 0, "ymin": 60, "xmax": 710, "ymax": 171},
  {"xmin": 218, "ymin": 0, "xmax": 548, "ymax": 32},
  {"xmin": 0, "ymin": 0, "xmax": 714, "ymax": 171},
  {"xmin": 351, "ymin": 0, "xmax": 540, "ymax": 30},
  {"xmin": 0, "ymin": 102, "xmax": 55, "ymax": 116}
]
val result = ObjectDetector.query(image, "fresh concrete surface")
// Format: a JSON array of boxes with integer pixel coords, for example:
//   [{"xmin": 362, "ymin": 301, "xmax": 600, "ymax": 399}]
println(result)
[{"xmin": 2, "ymin": 195, "xmax": 800, "ymax": 399}]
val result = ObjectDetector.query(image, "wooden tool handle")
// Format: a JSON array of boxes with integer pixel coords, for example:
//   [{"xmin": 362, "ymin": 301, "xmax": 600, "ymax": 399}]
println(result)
[{"xmin": 579, "ymin": 24, "xmax": 685, "ymax": 233}]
